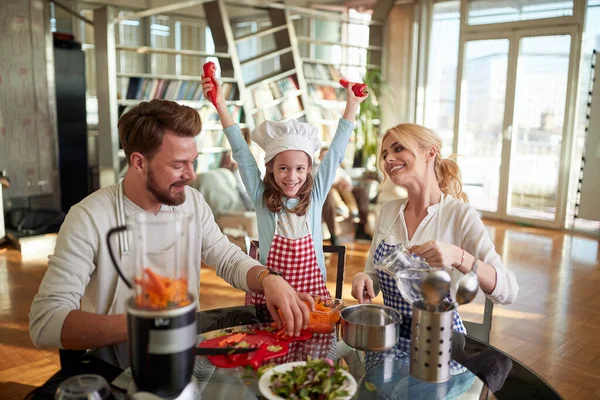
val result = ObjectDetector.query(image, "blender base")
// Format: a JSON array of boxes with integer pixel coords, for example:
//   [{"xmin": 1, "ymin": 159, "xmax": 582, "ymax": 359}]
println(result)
[{"xmin": 127, "ymin": 377, "xmax": 202, "ymax": 400}]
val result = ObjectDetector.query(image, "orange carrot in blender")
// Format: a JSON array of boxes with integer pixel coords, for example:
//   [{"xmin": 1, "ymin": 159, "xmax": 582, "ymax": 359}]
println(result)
[
  {"xmin": 133, "ymin": 268, "xmax": 190, "ymax": 309},
  {"xmin": 144, "ymin": 268, "xmax": 168, "ymax": 296}
]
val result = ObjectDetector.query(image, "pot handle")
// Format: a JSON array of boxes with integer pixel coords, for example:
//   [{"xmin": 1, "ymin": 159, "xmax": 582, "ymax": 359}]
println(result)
[{"xmin": 106, "ymin": 226, "xmax": 133, "ymax": 289}]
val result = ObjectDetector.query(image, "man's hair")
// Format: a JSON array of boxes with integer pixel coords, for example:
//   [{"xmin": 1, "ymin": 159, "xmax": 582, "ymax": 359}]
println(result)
[{"xmin": 118, "ymin": 99, "xmax": 202, "ymax": 164}]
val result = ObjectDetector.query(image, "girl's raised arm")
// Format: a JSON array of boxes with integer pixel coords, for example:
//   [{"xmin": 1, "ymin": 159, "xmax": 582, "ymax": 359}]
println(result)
[{"xmin": 201, "ymin": 72, "xmax": 263, "ymax": 203}]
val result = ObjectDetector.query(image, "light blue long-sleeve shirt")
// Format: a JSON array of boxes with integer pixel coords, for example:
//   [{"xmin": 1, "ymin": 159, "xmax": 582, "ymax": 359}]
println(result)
[{"xmin": 223, "ymin": 118, "xmax": 355, "ymax": 280}]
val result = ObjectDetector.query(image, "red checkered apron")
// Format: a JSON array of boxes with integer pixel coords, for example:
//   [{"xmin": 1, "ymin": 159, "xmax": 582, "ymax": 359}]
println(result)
[{"xmin": 246, "ymin": 217, "xmax": 335, "ymax": 361}]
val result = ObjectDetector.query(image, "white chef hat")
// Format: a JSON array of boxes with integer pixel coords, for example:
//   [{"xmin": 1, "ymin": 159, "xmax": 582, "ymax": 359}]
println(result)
[{"xmin": 252, "ymin": 119, "xmax": 321, "ymax": 164}]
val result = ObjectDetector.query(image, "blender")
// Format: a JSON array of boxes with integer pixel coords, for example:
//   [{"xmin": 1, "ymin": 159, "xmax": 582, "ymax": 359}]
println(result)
[{"xmin": 107, "ymin": 211, "xmax": 197, "ymax": 399}]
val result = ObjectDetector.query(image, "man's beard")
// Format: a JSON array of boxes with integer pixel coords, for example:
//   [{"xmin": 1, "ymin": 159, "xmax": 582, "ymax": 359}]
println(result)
[{"xmin": 146, "ymin": 168, "xmax": 189, "ymax": 206}]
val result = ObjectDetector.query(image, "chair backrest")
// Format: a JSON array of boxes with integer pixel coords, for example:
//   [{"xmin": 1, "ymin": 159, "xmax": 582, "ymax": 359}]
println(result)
[
  {"xmin": 248, "ymin": 240, "xmax": 346, "ymax": 299},
  {"xmin": 462, "ymin": 297, "xmax": 494, "ymax": 343},
  {"xmin": 59, "ymin": 348, "xmax": 86, "ymax": 368}
]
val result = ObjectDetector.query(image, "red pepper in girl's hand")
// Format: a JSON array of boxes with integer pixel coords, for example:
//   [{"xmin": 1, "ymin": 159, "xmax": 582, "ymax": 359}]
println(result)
[
  {"xmin": 339, "ymin": 79, "xmax": 368, "ymax": 97},
  {"xmin": 203, "ymin": 61, "xmax": 218, "ymax": 107}
]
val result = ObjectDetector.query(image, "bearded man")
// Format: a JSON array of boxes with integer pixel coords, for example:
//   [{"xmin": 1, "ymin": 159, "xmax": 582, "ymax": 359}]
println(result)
[{"xmin": 29, "ymin": 100, "xmax": 312, "ymax": 367}]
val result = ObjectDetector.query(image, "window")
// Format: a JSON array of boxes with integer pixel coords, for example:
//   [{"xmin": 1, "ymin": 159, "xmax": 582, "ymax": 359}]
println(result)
[
  {"xmin": 424, "ymin": 1, "xmax": 460, "ymax": 156},
  {"xmin": 150, "ymin": 16, "xmax": 175, "ymax": 75},
  {"xmin": 79, "ymin": 9, "xmax": 96, "ymax": 98},
  {"xmin": 234, "ymin": 19, "xmax": 278, "ymax": 84},
  {"xmin": 467, "ymin": 0, "xmax": 573, "ymax": 25},
  {"xmin": 50, "ymin": 2, "xmax": 74, "ymax": 34},
  {"xmin": 116, "ymin": 12, "xmax": 145, "ymax": 74},
  {"xmin": 177, "ymin": 20, "xmax": 207, "ymax": 76},
  {"xmin": 344, "ymin": 9, "xmax": 371, "ymax": 81}
]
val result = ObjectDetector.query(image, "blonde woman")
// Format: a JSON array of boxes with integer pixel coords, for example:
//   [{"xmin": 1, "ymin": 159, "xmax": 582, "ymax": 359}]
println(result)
[{"xmin": 351, "ymin": 123, "xmax": 519, "ymax": 370}]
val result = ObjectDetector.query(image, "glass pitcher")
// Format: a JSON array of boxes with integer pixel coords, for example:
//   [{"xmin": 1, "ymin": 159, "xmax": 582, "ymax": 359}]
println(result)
[
  {"xmin": 107, "ymin": 211, "xmax": 193, "ymax": 309},
  {"xmin": 374, "ymin": 244, "xmax": 434, "ymax": 305}
]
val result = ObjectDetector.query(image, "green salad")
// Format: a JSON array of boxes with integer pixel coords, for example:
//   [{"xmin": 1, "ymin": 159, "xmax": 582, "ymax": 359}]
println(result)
[{"xmin": 269, "ymin": 359, "xmax": 349, "ymax": 400}]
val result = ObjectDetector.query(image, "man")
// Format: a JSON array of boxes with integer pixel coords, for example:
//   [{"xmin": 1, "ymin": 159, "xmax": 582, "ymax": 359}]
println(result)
[{"xmin": 29, "ymin": 100, "xmax": 310, "ymax": 366}]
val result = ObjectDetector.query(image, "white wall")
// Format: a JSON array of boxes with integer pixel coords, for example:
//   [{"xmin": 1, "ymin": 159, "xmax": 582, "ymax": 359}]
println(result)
[{"xmin": 577, "ymin": 57, "xmax": 600, "ymax": 221}]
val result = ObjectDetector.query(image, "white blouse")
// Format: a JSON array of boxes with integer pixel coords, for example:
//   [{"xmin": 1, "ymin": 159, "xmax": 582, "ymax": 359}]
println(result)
[{"xmin": 364, "ymin": 194, "xmax": 519, "ymax": 305}]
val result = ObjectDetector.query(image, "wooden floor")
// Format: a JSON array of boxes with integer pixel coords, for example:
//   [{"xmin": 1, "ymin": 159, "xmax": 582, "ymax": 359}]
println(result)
[{"xmin": 0, "ymin": 220, "xmax": 599, "ymax": 399}]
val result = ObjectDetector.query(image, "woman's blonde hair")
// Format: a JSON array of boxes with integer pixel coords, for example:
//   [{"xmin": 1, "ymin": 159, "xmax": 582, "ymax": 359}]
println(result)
[
  {"xmin": 263, "ymin": 154, "xmax": 314, "ymax": 216},
  {"xmin": 378, "ymin": 123, "xmax": 468, "ymax": 202}
]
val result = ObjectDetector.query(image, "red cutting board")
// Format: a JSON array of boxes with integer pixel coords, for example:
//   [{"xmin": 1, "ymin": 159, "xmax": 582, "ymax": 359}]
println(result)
[{"xmin": 198, "ymin": 329, "xmax": 311, "ymax": 368}]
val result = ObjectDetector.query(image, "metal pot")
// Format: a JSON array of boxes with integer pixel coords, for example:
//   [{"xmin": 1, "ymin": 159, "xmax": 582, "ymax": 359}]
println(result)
[{"xmin": 340, "ymin": 304, "xmax": 402, "ymax": 351}]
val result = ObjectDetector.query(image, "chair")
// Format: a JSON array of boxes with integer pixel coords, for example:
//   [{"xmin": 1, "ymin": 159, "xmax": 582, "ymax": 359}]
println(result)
[
  {"xmin": 248, "ymin": 240, "xmax": 346, "ymax": 299},
  {"xmin": 463, "ymin": 297, "xmax": 494, "ymax": 343},
  {"xmin": 59, "ymin": 348, "xmax": 86, "ymax": 369}
]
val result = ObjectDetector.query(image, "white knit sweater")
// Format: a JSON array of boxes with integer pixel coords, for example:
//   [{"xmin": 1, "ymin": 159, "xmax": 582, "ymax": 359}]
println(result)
[{"xmin": 29, "ymin": 184, "xmax": 258, "ymax": 349}]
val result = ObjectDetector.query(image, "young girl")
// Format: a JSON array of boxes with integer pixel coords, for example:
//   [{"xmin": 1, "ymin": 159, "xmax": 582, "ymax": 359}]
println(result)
[{"xmin": 202, "ymin": 77, "xmax": 367, "ymax": 305}]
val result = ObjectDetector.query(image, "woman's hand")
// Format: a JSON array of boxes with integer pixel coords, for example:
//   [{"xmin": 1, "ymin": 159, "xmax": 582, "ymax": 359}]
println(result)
[
  {"xmin": 351, "ymin": 272, "xmax": 375, "ymax": 304},
  {"xmin": 409, "ymin": 241, "xmax": 462, "ymax": 269},
  {"xmin": 342, "ymin": 83, "xmax": 369, "ymax": 122}
]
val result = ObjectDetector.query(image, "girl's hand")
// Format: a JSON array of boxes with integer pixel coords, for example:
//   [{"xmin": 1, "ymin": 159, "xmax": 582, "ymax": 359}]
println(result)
[
  {"xmin": 409, "ymin": 241, "xmax": 462, "ymax": 269},
  {"xmin": 343, "ymin": 83, "xmax": 369, "ymax": 121},
  {"xmin": 351, "ymin": 272, "xmax": 375, "ymax": 304},
  {"xmin": 201, "ymin": 75, "xmax": 225, "ymax": 109}
]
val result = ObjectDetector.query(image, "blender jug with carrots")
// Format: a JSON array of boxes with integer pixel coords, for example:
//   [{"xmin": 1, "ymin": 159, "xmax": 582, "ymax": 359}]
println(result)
[{"xmin": 107, "ymin": 211, "xmax": 197, "ymax": 399}]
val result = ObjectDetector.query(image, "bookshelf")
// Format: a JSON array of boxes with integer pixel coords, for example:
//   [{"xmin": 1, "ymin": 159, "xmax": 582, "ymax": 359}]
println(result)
[
  {"xmin": 93, "ymin": 2, "xmax": 249, "ymax": 185},
  {"xmin": 293, "ymin": 1, "xmax": 393, "ymax": 145},
  {"xmin": 229, "ymin": 4, "xmax": 311, "ymax": 129},
  {"xmin": 92, "ymin": 1, "xmax": 393, "ymax": 185}
]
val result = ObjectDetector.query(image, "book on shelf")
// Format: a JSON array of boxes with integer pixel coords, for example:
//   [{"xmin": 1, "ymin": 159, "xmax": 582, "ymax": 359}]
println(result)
[
  {"xmin": 117, "ymin": 103, "xmax": 242, "ymax": 130},
  {"xmin": 303, "ymin": 63, "xmax": 342, "ymax": 82},
  {"xmin": 307, "ymin": 84, "xmax": 345, "ymax": 101},
  {"xmin": 121, "ymin": 77, "xmax": 237, "ymax": 102},
  {"xmin": 199, "ymin": 104, "xmax": 243, "ymax": 125},
  {"xmin": 314, "ymin": 107, "xmax": 342, "ymax": 121},
  {"xmin": 250, "ymin": 76, "xmax": 299, "ymax": 108},
  {"xmin": 253, "ymin": 96, "xmax": 303, "ymax": 126},
  {"xmin": 197, "ymin": 128, "xmax": 225, "ymax": 149},
  {"xmin": 318, "ymin": 124, "xmax": 337, "ymax": 143}
]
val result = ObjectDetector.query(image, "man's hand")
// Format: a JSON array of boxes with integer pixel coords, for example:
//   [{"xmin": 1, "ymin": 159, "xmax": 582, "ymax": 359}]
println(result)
[{"xmin": 261, "ymin": 275, "xmax": 310, "ymax": 337}]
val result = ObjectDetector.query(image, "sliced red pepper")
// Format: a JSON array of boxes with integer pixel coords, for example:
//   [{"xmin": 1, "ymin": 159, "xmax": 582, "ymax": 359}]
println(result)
[
  {"xmin": 228, "ymin": 352, "xmax": 248, "ymax": 364},
  {"xmin": 203, "ymin": 61, "xmax": 218, "ymax": 107},
  {"xmin": 339, "ymin": 78, "xmax": 368, "ymax": 97},
  {"xmin": 249, "ymin": 343, "xmax": 269, "ymax": 370}
]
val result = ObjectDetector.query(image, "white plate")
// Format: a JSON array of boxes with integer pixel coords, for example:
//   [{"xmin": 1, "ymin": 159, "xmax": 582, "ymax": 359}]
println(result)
[{"xmin": 258, "ymin": 361, "xmax": 357, "ymax": 400}]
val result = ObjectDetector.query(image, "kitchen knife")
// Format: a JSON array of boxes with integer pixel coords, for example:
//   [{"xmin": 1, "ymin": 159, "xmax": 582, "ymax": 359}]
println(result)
[{"xmin": 194, "ymin": 347, "xmax": 259, "ymax": 356}]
